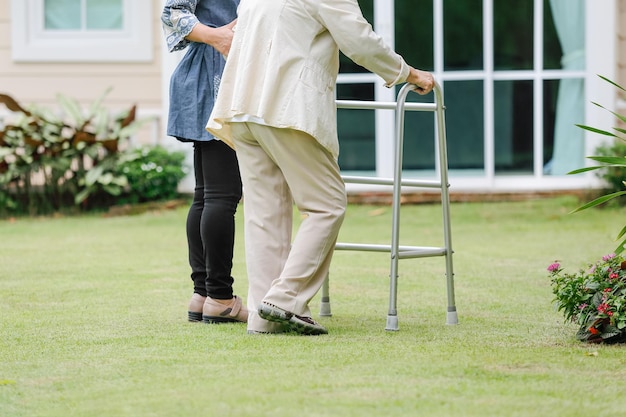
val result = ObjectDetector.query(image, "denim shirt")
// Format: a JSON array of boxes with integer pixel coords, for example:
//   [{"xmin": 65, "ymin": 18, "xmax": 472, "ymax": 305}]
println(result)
[{"xmin": 162, "ymin": 0, "xmax": 239, "ymax": 142}]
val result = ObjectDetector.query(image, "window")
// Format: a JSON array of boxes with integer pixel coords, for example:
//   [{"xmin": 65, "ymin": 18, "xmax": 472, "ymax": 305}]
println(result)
[
  {"xmin": 11, "ymin": 0, "xmax": 152, "ymax": 62},
  {"xmin": 336, "ymin": 0, "xmax": 615, "ymax": 190}
]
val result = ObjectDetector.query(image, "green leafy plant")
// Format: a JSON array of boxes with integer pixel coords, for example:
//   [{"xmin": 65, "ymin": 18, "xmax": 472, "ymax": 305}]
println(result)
[
  {"xmin": 114, "ymin": 145, "xmax": 189, "ymax": 204},
  {"xmin": 568, "ymin": 75, "xmax": 626, "ymax": 254},
  {"xmin": 0, "ymin": 89, "xmax": 150, "ymax": 215},
  {"xmin": 592, "ymin": 139, "xmax": 626, "ymax": 199},
  {"xmin": 548, "ymin": 254, "xmax": 626, "ymax": 344}
]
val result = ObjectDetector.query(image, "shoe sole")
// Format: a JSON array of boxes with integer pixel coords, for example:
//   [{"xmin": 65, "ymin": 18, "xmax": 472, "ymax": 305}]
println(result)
[
  {"xmin": 202, "ymin": 315, "xmax": 245, "ymax": 324},
  {"xmin": 257, "ymin": 304, "xmax": 327, "ymax": 335},
  {"xmin": 188, "ymin": 311, "xmax": 203, "ymax": 322}
]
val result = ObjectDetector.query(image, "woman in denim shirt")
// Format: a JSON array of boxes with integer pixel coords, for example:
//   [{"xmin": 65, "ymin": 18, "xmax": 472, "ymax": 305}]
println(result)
[{"xmin": 161, "ymin": 0, "xmax": 247, "ymax": 324}]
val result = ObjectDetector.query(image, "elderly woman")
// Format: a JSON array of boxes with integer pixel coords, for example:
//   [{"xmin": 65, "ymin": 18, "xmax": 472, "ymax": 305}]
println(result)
[{"xmin": 208, "ymin": 0, "xmax": 434, "ymax": 335}]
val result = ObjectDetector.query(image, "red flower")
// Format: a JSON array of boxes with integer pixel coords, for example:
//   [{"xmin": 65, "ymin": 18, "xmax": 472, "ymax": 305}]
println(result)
[
  {"xmin": 589, "ymin": 327, "xmax": 600, "ymax": 335},
  {"xmin": 597, "ymin": 303, "xmax": 612, "ymax": 315}
]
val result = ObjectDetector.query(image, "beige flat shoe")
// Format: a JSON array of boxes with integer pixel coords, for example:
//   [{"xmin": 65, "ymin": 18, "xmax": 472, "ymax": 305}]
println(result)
[
  {"xmin": 188, "ymin": 293, "xmax": 206, "ymax": 322},
  {"xmin": 202, "ymin": 295, "xmax": 248, "ymax": 324}
]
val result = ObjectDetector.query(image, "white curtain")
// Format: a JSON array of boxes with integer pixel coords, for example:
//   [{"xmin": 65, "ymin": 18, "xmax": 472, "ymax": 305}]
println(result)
[
  {"xmin": 44, "ymin": 0, "xmax": 82, "ymax": 29},
  {"xmin": 545, "ymin": 0, "xmax": 585, "ymax": 175}
]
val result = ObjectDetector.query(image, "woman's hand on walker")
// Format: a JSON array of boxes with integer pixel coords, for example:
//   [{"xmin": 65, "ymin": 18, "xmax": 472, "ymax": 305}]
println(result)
[{"xmin": 407, "ymin": 68, "xmax": 435, "ymax": 95}]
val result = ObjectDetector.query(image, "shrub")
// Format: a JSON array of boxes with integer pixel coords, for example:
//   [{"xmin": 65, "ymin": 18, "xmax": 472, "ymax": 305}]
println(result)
[
  {"xmin": 549, "ymin": 254, "xmax": 626, "ymax": 344},
  {"xmin": 115, "ymin": 145, "xmax": 189, "ymax": 204},
  {"xmin": 0, "ymin": 90, "xmax": 187, "ymax": 216}
]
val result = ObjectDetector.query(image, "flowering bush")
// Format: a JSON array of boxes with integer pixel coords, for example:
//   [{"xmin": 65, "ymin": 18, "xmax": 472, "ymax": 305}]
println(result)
[{"xmin": 549, "ymin": 254, "xmax": 626, "ymax": 344}]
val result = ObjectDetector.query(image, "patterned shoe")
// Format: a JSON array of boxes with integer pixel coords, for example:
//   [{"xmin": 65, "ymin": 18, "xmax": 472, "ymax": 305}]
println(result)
[
  {"xmin": 257, "ymin": 302, "xmax": 327, "ymax": 335},
  {"xmin": 202, "ymin": 295, "xmax": 248, "ymax": 324},
  {"xmin": 187, "ymin": 293, "xmax": 206, "ymax": 322}
]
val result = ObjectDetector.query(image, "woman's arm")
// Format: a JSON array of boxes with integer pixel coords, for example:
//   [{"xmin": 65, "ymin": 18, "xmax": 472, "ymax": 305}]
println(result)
[
  {"xmin": 318, "ymin": 0, "xmax": 433, "ymax": 94},
  {"xmin": 161, "ymin": 0, "xmax": 200, "ymax": 52}
]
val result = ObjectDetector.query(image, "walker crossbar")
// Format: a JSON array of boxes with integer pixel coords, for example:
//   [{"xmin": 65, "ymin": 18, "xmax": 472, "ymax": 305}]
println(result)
[
  {"xmin": 342, "ymin": 175, "xmax": 443, "ymax": 189},
  {"xmin": 321, "ymin": 82, "xmax": 458, "ymax": 330}
]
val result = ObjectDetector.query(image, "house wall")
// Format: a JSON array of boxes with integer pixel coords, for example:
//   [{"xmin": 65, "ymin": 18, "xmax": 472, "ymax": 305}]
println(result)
[{"xmin": 0, "ymin": 0, "xmax": 165, "ymax": 144}]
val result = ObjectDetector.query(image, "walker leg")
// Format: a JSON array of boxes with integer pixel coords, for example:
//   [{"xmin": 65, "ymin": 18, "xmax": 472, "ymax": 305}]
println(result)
[
  {"xmin": 446, "ymin": 308, "xmax": 458, "ymax": 325},
  {"xmin": 319, "ymin": 273, "xmax": 332, "ymax": 317},
  {"xmin": 385, "ymin": 314, "xmax": 399, "ymax": 331}
]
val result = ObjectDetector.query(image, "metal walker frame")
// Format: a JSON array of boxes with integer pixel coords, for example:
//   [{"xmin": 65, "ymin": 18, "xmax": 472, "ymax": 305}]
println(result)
[{"xmin": 320, "ymin": 82, "xmax": 458, "ymax": 330}]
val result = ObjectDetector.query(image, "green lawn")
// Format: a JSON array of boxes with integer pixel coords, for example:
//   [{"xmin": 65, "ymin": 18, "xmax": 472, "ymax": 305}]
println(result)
[{"xmin": 1, "ymin": 196, "xmax": 625, "ymax": 417}]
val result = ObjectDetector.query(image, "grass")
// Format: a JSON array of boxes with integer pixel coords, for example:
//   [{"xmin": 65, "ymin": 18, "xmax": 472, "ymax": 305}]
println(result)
[{"xmin": 2, "ymin": 196, "xmax": 626, "ymax": 416}]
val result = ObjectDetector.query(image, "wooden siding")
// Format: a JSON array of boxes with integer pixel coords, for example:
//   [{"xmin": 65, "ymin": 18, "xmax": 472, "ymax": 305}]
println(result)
[{"xmin": 0, "ymin": 0, "xmax": 164, "ymax": 144}]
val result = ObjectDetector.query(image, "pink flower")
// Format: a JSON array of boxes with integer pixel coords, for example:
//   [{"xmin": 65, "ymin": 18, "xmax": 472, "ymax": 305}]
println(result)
[
  {"xmin": 610, "ymin": 272, "xmax": 619, "ymax": 279},
  {"xmin": 603, "ymin": 253, "xmax": 616, "ymax": 261},
  {"xmin": 598, "ymin": 303, "xmax": 611, "ymax": 314},
  {"xmin": 547, "ymin": 263, "xmax": 560, "ymax": 272}
]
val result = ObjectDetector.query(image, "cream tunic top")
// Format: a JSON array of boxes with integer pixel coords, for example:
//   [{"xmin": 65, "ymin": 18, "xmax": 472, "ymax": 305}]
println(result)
[{"xmin": 207, "ymin": 0, "xmax": 410, "ymax": 159}]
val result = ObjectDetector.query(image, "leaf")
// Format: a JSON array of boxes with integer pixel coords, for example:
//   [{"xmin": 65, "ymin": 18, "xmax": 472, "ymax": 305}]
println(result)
[
  {"xmin": 569, "ymin": 191, "xmax": 626, "ymax": 213},
  {"xmin": 615, "ymin": 236, "xmax": 626, "ymax": 255},
  {"xmin": 56, "ymin": 93, "xmax": 84, "ymax": 127},
  {"xmin": 601, "ymin": 324, "xmax": 621, "ymax": 339},
  {"xmin": 93, "ymin": 107, "xmax": 111, "ymax": 139},
  {"xmin": 586, "ymin": 156, "xmax": 626, "ymax": 165},
  {"xmin": 613, "ymin": 127, "xmax": 626, "ymax": 135},
  {"xmin": 599, "ymin": 74, "xmax": 626, "ymax": 93},
  {"xmin": 87, "ymin": 87, "xmax": 113, "ymax": 120},
  {"xmin": 118, "ymin": 116, "xmax": 152, "ymax": 139},
  {"xmin": 117, "ymin": 105, "xmax": 136, "ymax": 128},
  {"xmin": 591, "ymin": 292, "xmax": 604, "ymax": 307},
  {"xmin": 84, "ymin": 165, "xmax": 104, "ymax": 186},
  {"xmin": 568, "ymin": 166, "xmax": 605, "ymax": 175},
  {"xmin": 590, "ymin": 101, "xmax": 626, "ymax": 126},
  {"xmin": 0, "ymin": 94, "xmax": 31, "ymax": 115},
  {"xmin": 102, "ymin": 183, "xmax": 122, "ymax": 195},
  {"xmin": 74, "ymin": 188, "xmax": 90, "ymax": 204},
  {"xmin": 98, "ymin": 172, "xmax": 114, "ymax": 185},
  {"xmin": 111, "ymin": 176, "xmax": 128, "ymax": 187},
  {"xmin": 575, "ymin": 124, "xmax": 617, "ymax": 137}
]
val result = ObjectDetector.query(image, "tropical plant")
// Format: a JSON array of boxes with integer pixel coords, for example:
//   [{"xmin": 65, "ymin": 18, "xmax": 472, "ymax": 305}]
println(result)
[
  {"xmin": 0, "ymin": 88, "xmax": 150, "ymax": 215},
  {"xmin": 568, "ymin": 75, "xmax": 626, "ymax": 254},
  {"xmin": 592, "ymin": 139, "xmax": 626, "ymax": 200}
]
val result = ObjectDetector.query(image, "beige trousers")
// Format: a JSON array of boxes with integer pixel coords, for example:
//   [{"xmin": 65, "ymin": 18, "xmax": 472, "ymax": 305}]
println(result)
[{"xmin": 230, "ymin": 122, "xmax": 347, "ymax": 333}]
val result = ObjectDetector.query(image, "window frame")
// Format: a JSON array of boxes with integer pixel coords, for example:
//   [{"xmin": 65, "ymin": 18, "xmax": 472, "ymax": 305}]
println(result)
[
  {"xmin": 336, "ymin": 0, "xmax": 615, "ymax": 192},
  {"xmin": 11, "ymin": 0, "xmax": 153, "ymax": 62}
]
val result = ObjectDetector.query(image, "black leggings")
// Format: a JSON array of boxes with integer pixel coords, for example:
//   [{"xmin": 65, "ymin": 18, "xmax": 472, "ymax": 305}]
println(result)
[{"xmin": 186, "ymin": 140, "xmax": 242, "ymax": 299}]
